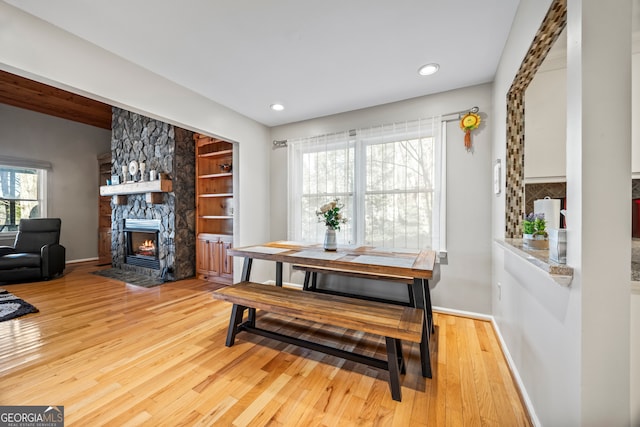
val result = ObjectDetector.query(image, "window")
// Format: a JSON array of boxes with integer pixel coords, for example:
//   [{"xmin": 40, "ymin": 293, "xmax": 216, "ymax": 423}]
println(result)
[
  {"xmin": 288, "ymin": 117, "xmax": 445, "ymax": 251},
  {"xmin": 0, "ymin": 164, "xmax": 47, "ymax": 232}
]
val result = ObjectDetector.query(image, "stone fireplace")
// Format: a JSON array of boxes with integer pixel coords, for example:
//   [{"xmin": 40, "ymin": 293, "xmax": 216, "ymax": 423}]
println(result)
[{"xmin": 109, "ymin": 108, "xmax": 195, "ymax": 280}]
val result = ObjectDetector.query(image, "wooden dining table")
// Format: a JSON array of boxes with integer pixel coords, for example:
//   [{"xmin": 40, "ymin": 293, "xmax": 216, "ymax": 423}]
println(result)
[{"xmin": 227, "ymin": 240, "xmax": 437, "ymax": 378}]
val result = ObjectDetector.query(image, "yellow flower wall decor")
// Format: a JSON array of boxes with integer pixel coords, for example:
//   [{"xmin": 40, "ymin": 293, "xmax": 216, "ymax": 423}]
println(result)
[{"xmin": 460, "ymin": 112, "xmax": 481, "ymax": 151}]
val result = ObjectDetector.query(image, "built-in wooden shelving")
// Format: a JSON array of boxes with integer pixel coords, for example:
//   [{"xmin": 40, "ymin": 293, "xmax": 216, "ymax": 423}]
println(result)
[
  {"xmin": 195, "ymin": 133, "xmax": 234, "ymax": 284},
  {"xmin": 98, "ymin": 152, "xmax": 112, "ymax": 265}
]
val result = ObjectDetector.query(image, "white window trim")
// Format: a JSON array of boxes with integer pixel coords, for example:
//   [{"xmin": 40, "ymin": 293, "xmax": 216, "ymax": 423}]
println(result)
[{"xmin": 433, "ymin": 122, "xmax": 447, "ymax": 258}]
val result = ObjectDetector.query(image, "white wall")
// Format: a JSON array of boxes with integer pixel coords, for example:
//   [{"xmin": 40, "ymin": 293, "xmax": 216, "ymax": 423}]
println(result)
[
  {"xmin": 0, "ymin": 2, "xmax": 273, "ymax": 283},
  {"xmin": 568, "ymin": 1, "xmax": 631, "ymax": 422},
  {"xmin": 493, "ymin": 0, "xmax": 633, "ymax": 425},
  {"xmin": 492, "ymin": 1, "xmax": 576, "ymax": 424},
  {"xmin": 270, "ymin": 84, "xmax": 494, "ymax": 314},
  {"xmin": 634, "ymin": 43, "xmax": 640, "ymax": 174},
  {"xmin": 0, "ymin": 104, "xmax": 111, "ymax": 259},
  {"xmin": 633, "ymin": 287, "xmax": 640, "ymax": 422},
  {"xmin": 525, "ymin": 37, "xmax": 640, "ymax": 420},
  {"xmin": 527, "ymin": 34, "xmax": 640, "ymax": 179},
  {"xmin": 524, "ymin": 64, "xmax": 567, "ymax": 180}
]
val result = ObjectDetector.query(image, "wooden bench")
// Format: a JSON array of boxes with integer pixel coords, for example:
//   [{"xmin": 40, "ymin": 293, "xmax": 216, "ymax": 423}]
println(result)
[
  {"xmin": 292, "ymin": 264, "xmax": 435, "ymax": 337},
  {"xmin": 212, "ymin": 281, "xmax": 424, "ymax": 401}
]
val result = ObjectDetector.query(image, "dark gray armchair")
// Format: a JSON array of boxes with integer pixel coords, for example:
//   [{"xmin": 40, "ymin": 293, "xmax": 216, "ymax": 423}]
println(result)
[{"xmin": 0, "ymin": 218, "xmax": 66, "ymax": 282}]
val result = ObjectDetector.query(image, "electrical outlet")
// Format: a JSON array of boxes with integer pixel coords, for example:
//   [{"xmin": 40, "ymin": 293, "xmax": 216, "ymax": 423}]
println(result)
[{"xmin": 497, "ymin": 282, "xmax": 502, "ymax": 301}]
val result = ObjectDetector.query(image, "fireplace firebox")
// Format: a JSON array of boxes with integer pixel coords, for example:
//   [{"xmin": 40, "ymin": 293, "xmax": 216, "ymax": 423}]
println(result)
[{"xmin": 123, "ymin": 219, "xmax": 161, "ymax": 270}]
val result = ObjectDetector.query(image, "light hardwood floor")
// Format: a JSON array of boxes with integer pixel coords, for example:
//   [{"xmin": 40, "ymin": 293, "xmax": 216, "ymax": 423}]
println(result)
[{"xmin": 0, "ymin": 262, "xmax": 531, "ymax": 426}]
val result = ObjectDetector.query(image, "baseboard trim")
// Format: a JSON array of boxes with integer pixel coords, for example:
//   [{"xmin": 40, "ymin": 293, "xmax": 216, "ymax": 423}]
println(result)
[{"xmin": 66, "ymin": 257, "xmax": 99, "ymax": 264}]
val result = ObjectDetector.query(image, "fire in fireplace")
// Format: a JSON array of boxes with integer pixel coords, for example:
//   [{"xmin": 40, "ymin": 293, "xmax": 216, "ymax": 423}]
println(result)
[
  {"xmin": 137, "ymin": 240, "xmax": 156, "ymax": 257},
  {"xmin": 123, "ymin": 219, "xmax": 161, "ymax": 270}
]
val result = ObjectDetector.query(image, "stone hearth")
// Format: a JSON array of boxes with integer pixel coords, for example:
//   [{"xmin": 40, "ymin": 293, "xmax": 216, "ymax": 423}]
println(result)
[{"xmin": 109, "ymin": 108, "xmax": 195, "ymax": 280}]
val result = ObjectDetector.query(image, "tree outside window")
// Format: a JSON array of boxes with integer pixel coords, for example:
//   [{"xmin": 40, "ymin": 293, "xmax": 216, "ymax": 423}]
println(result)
[{"xmin": 0, "ymin": 166, "xmax": 44, "ymax": 232}]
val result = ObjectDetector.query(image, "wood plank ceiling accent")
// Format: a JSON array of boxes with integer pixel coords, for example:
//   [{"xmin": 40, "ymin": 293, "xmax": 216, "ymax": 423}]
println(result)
[{"xmin": 0, "ymin": 70, "xmax": 112, "ymax": 130}]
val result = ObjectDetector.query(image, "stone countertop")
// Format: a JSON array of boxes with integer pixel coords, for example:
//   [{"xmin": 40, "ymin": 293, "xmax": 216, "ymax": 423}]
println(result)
[
  {"xmin": 500, "ymin": 238, "xmax": 640, "ymax": 283},
  {"xmin": 496, "ymin": 238, "xmax": 573, "ymax": 286}
]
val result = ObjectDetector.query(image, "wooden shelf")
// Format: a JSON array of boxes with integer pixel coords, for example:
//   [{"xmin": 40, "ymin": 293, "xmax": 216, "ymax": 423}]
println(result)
[
  {"xmin": 199, "ymin": 172, "xmax": 233, "ymax": 179},
  {"xmin": 99, "ymin": 178, "xmax": 172, "ymax": 205},
  {"xmin": 199, "ymin": 215, "xmax": 233, "ymax": 219},
  {"xmin": 199, "ymin": 193, "xmax": 233, "ymax": 198},
  {"xmin": 198, "ymin": 149, "xmax": 232, "ymax": 158},
  {"xmin": 99, "ymin": 178, "xmax": 172, "ymax": 196},
  {"xmin": 199, "ymin": 232, "xmax": 232, "ymax": 238}
]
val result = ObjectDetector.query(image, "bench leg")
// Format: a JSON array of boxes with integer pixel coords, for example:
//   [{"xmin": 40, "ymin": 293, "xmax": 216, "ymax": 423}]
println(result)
[
  {"xmin": 311, "ymin": 272, "xmax": 318, "ymax": 290},
  {"xmin": 226, "ymin": 304, "xmax": 246, "ymax": 347},
  {"xmin": 418, "ymin": 318, "xmax": 431, "ymax": 378},
  {"xmin": 386, "ymin": 337, "xmax": 402, "ymax": 401}
]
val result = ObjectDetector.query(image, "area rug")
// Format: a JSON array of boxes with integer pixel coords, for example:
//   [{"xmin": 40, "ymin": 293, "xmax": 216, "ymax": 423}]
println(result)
[
  {"xmin": 92, "ymin": 268, "xmax": 165, "ymax": 288},
  {"xmin": 0, "ymin": 288, "xmax": 39, "ymax": 321}
]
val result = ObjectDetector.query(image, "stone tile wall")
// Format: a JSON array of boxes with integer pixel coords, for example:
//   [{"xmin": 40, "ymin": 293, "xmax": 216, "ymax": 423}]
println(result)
[
  {"xmin": 633, "ymin": 179, "xmax": 640, "ymax": 199},
  {"xmin": 524, "ymin": 182, "xmax": 566, "ymax": 216}
]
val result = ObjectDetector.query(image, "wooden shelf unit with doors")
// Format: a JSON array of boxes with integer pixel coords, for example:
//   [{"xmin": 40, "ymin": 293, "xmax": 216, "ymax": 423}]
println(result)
[
  {"xmin": 97, "ymin": 152, "xmax": 112, "ymax": 265},
  {"xmin": 195, "ymin": 134, "xmax": 234, "ymax": 284}
]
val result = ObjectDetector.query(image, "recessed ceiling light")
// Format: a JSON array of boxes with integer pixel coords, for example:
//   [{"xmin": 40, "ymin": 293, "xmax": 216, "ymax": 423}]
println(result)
[
  {"xmin": 270, "ymin": 103, "xmax": 285, "ymax": 111},
  {"xmin": 418, "ymin": 63, "xmax": 440, "ymax": 76}
]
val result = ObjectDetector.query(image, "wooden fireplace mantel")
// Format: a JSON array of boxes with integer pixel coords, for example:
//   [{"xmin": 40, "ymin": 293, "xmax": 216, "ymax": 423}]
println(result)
[{"xmin": 99, "ymin": 178, "xmax": 172, "ymax": 205}]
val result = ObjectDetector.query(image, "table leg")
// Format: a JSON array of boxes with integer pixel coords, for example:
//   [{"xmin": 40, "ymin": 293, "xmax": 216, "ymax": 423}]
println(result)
[
  {"xmin": 424, "ymin": 280, "xmax": 434, "ymax": 334},
  {"xmin": 407, "ymin": 283, "xmax": 415, "ymax": 306},
  {"xmin": 276, "ymin": 262, "xmax": 283, "ymax": 286},
  {"xmin": 412, "ymin": 278, "xmax": 432, "ymax": 378},
  {"xmin": 241, "ymin": 258, "xmax": 253, "ymax": 282}
]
